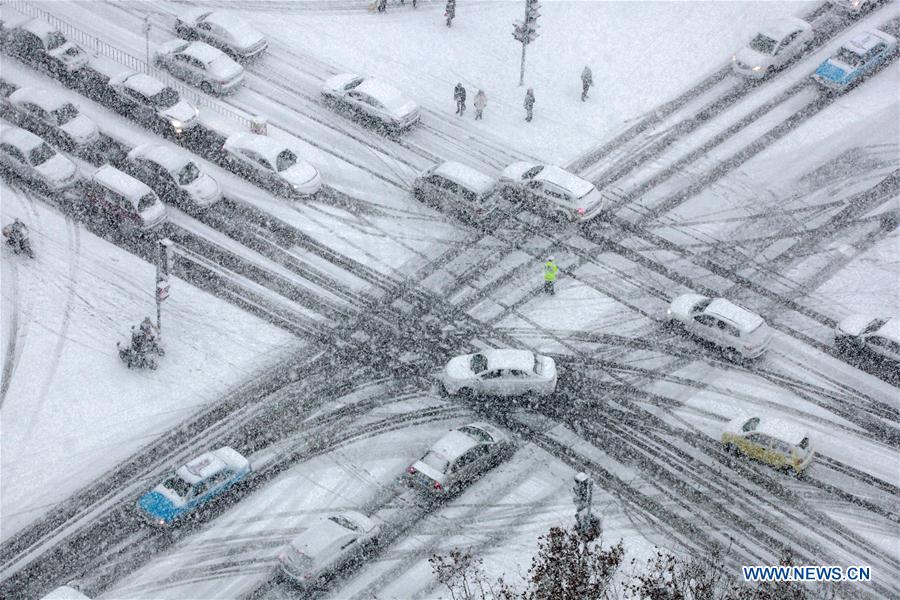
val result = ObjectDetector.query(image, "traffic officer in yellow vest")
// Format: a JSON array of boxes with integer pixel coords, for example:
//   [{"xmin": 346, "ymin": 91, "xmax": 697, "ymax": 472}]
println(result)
[{"xmin": 544, "ymin": 256, "xmax": 559, "ymax": 295}]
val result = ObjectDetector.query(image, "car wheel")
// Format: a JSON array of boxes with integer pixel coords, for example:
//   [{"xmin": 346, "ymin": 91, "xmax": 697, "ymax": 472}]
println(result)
[
  {"xmin": 500, "ymin": 185, "xmax": 520, "ymax": 202},
  {"xmin": 200, "ymin": 81, "xmax": 214, "ymax": 95},
  {"xmin": 175, "ymin": 23, "xmax": 196, "ymax": 40},
  {"xmin": 724, "ymin": 442, "xmax": 738, "ymax": 455},
  {"xmin": 456, "ymin": 387, "xmax": 473, "ymax": 400}
]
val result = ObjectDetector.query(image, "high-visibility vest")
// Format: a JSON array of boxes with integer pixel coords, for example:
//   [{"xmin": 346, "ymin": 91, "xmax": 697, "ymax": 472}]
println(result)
[{"xmin": 544, "ymin": 261, "xmax": 558, "ymax": 282}]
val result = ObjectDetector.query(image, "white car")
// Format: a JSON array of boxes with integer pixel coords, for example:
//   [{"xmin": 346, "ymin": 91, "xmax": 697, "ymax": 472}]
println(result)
[
  {"xmin": 0, "ymin": 127, "xmax": 78, "ymax": 192},
  {"xmin": 108, "ymin": 71, "xmax": 199, "ymax": 134},
  {"xmin": 407, "ymin": 422, "xmax": 514, "ymax": 495},
  {"xmin": 8, "ymin": 18, "xmax": 89, "ymax": 77},
  {"xmin": 834, "ymin": 315, "xmax": 900, "ymax": 363},
  {"xmin": 441, "ymin": 348, "xmax": 557, "ymax": 398},
  {"xmin": 830, "ymin": 0, "xmax": 888, "ymax": 14},
  {"xmin": 154, "ymin": 39, "xmax": 244, "ymax": 95},
  {"xmin": 667, "ymin": 294, "xmax": 772, "ymax": 359},
  {"xmin": 222, "ymin": 133, "xmax": 322, "ymax": 197},
  {"xmin": 174, "ymin": 8, "xmax": 267, "ymax": 61},
  {"xmin": 38, "ymin": 586, "xmax": 91, "ymax": 600},
  {"xmin": 8, "ymin": 87, "xmax": 100, "ymax": 150},
  {"xmin": 322, "ymin": 73, "xmax": 420, "ymax": 131},
  {"xmin": 499, "ymin": 162, "xmax": 605, "ymax": 222},
  {"xmin": 124, "ymin": 144, "xmax": 222, "ymax": 208},
  {"xmin": 722, "ymin": 416, "xmax": 814, "ymax": 474},
  {"xmin": 732, "ymin": 17, "xmax": 814, "ymax": 78},
  {"xmin": 279, "ymin": 512, "xmax": 379, "ymax": 587},
  {"xmin": 85, "ymin": 165, "xmax": 167, "ymax": 232},
  {"xmin": 413, "ymin": 161, "xmax": 498, "ymax": 220}
]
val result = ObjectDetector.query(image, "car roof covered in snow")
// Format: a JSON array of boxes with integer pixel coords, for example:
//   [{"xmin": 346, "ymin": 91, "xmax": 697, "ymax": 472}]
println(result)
[
  {"xmin": 430, "ymin": 429, "xmax": 481, "ymax": 462},
  {"xmin": 480, "ymin": 348, "xmax": 535, "ymax": 371},
  {"xmin": 875, "ymin": 317, "xmax": 900, "ymax": 344},
  {"xmin": 180, "ymin": 40, "xmax": 225, "ymax": 64},
  {"xmin": 203, "ymin": 10, "xmax": 265, "ymax": 46},
  {"xmin": 38, "ymin": 586, "xmax": 91, "ymax": 600},
  {"xmin": 759, "ymin": 17, "xmax": 810, "ymax": 41},
  {"xmin": 434, "ymin": 161, "xmax": 496, "ymax": 195},
  {"xmin": 845, "ymin": 30, "xmax": 896, "ymax": 55},
  {"xmin": 705, "ymin": 298, "xmax": 764, "ymax": 331},
  {"xmin": 356, "ymin": 78, "xmax": 408, "ymax": 110},
  {"xmin": 122, "ymin": 72, "xmax": 167, "ymax": 97},
  {"xmin": 535, "ymin": 165, "xmax": 595, "ymax": 197},
  {"xmin": 128, "ymin": 144, "xmax": 192, "ymax": 174},
  {"xmin": 753, "ymin": 417, "xmax": 809, "ymax": 446},
  {"xmin": 176, "ymin": 450, "xmax": 230, "ymax": 484},
  {"xmin": 20, "ymin": 18, "xmax": 60, "ymax": 41},
  {"xmin": 226, "ymin": 132, "xmax": 290, "ymax": 164},
  {"xmin": 1, "ymin": 126, "xmax": 46, "ymax": 151},
  {"xmin": 92, "ymin": 165, "xmax": 154, "ymax": 201},
  {"xmin": 9, "ymin": 87, "xmax": 72, "ymax": 111}
]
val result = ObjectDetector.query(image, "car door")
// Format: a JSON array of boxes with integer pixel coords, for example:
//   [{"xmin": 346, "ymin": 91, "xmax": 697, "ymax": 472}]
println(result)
[
  {"xmin": 774, "ymin": 31, "xmax": 798, "ymax": 68},
  {"xmin": 689, "ymin": 313, "xmax": 718, "ymax": 342},
  {"xmin": 189, "ymin": 479, "xmax": 211, "ymax": 509},
  {"xmin": 476, "ymin": 369, "xmax": 505, "ymax": 395},
  {"xmin": 194, "ymin": 20, "xmax": 216, "ymax": 47},
  {"xmin": 742, "ymin": 433, "xmax": 770, "ymax": 461},
  {"xmin": 719, "ymin": 320, "xmax": 741, "ymax": 351},
  {"xmin": 766, "ymin": 438, "xmax": 791, "ymax": 468},
  {"xmin": 507, "ymin": 369, "xmax": 533, "ymax": 395},
  {"xmin": 170, "ymin": 53, "xmax": 193, "ymax": 80},
  {"xmin": 187, "ymin": 55, "xmax": 208, "ymax": 85}
]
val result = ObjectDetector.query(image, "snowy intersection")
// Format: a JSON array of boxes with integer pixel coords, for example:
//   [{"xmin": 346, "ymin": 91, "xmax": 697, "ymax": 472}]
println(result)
[{"xmin": 1, "ymin": 1, "xmax": 899, "ymax": 599}]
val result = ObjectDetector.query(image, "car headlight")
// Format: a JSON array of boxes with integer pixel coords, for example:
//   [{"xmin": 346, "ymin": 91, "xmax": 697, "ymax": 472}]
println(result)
[
  {"xmin": 751, "ymin": 66, "xmax": 762, "ymax": 72},
  {"xmin": 170, "ymin": 119, "xmax": 183, "ymax": 129},
  {"xmin": 731, "ymin": 55, "xmax": 737, "ymax": 62}
]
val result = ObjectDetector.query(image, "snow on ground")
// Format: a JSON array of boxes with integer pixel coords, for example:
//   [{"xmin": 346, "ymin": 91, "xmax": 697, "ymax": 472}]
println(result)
[
  {"xmin": 246, "ymin": 0, "xmax": 813, "ymax": 165},
  {"xmin": 0, "ymin": 183, "xmax": 297, "ymax": 541}
]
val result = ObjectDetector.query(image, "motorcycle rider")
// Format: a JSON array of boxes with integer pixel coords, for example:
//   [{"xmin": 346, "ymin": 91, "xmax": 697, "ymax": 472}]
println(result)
[{"xmin": 2, "ymin": 219, "xmax": 34, "ymax": 257}]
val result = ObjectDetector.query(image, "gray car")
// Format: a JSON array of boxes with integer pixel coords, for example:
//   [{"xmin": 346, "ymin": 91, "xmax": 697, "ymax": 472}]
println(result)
[
  {"xmin": 154, "ymin": 39, "xmax": 244, "ymax": 95},
  {"xmin": 0, "ymin": 127, "xmax": 78, "ymax": 192},
  {"xmin": 174, "ymin": 8, "xmax": 267, "ymax": 61},
  {"xmin": 8, "ymin": 87, "xmax": 100, "ymax": 150}
]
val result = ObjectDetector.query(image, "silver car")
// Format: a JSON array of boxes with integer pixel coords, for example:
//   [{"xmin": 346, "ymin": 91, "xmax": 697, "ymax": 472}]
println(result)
[
  {"xmin": 413, "ymin": 161, "xmax": 498, "ymax": 220},
  {"xmin": 108, "ymin": 71, "xmax": 199, "ymax": 134},
  {"xmin": 731, "ymin": 17, "xmax": 813, "ymax": 78},
  {"xmin": 407, "ymin": 422, "xmax": 514, "ymax": 496},
  {"xmin": 154, "ymin": 39, "xmax": 244, "ymax": 95},
  {"xmin": 835, "ymin": 315, "xmax": 900, "ymax": 364},
  {"xmin": 441, "ymin": 348, "xmax": 557, "ymax": 398},
  {"xmin": 0, "ymin": 126, "xmax": 78, "ymax": 192},
  {"xmin": 499, "ymin": 162, "xmax": 605, "ymax": 222},
  {"xmin": 667, "ymin": 294, "xmax": 772, "ymax": 359},
  {"xmin": 8, "ymin": 18, "xmax": 89, "ymax": 77},
  {"xmin": 222, "ymin": 132, "xmax": 322, "ymax": 197},
  {"xmin": 124, "ymin": 144, "xmax": 222, "ymax": 208},
  {"xmin": 279, "ymin": 511, "xmax": 379, "ymax": 587},
  {"xmin": 174, "ymin": 8, "xmax": 267, "ymax": 61},
  {"xmin": 8, "ymin": 87, "xmax": 100, "ymax": 150},
  {"xmin": 322, "ymin": 73, "xmax": 420, "ymax": 131}
]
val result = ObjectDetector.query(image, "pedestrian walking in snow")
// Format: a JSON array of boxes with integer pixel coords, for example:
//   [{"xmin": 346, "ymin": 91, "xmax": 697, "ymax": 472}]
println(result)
[
  {"xmin": 524, "ymin": 88, "xmax": 535, "ymax": 122},
  {"xmin": 581, "ymin": 65, "xmax": 593, "ymax": 101},
  {"xmin": 454, "ymin": 83, "xmax": 466, "ymax": 116},
  {"xmin": 544, "ymin": 256, "xmax": 558, "ymax": 294},
  {"xmin": 473, "ymin": 89, "xmax": 486, "ymax": 120},
  {"xmin": 445, "ymin": 0, "xmax": 456, "ymax": 26},
  {"xmin": 377, "ymin": 0, "xmax": 387, "ymax": 12}
]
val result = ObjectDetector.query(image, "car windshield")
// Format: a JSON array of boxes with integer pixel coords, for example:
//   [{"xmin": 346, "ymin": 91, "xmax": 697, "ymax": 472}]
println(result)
[
  {"xmin": 50, "ymin": 103, "xmax": 79, "ymax": 125},
  {"xmin": 328, "ymin": 515, "xmax": 360, "ymax": 531},
  {"xmin": 29, "ymin": 143, "xmax": 55, "ymax": 166},
  {"xmin": 741, "ymin": 417, "xmax": 760, "ymax": 433},
  {"xmin": 748, "ymin": 33, "xmax": 778, "ymax": 55},
  {"xmin": 276, "ymin": 149, "xmax": 297, "ymax": 172},
  {"xmin": 177, "ymin": 162, "xmax": 200, "ymax": 185},
  {"xmin": 150, "ymin": 88, "xmax": 180, "ymax": 109},
  {"xmin": 863, "ymin": 318, "xmax": 888, "ymax": 334},
  {"xmin": 345, "ymin": 77, "xmax": 364, "ymax": 90},
  {"xmin": 137, "ymin": 193, "xmax": 158, "ymax": 212},
  {"xmin": 459, "ymin": 425, "xmax": 491, "ymax": 443},
  {"xmin": 798, "ymin": 437, "xmax": 810, "ymax": 450},
  {"xmin": 834, "ymin": 47, "xmax": 864, "ymax": 67},
  {"xmin": 162, "ymin": 475, "xmax": 192, "ymax": 498},
  {"xmin": 421, "ymin": 450, "xmax": 450, "ymax": 473},
  {"xmin": 533, "ymin": 355, "xmax": 543, "ymax": 374},
  {"xmin": 46, "ymin": 30, "xmax": 67, "ymax": 50},
  {"xmin": 470, "ymin": 353, "xmax": 488, "ymax": 374}
]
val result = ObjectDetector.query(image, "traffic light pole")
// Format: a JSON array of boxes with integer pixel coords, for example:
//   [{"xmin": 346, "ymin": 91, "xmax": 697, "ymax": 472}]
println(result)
[{"xmin": 519, "ymin": 40, "xmax": 527, "ymax": 86}]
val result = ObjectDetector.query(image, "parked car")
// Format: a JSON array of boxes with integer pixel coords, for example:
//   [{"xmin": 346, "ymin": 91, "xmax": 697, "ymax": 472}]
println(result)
[
  {"xmin": 38, "ymin": 586, "xmax": 91, "ymax": 600},
  {"xmin": 732, "ymin": 17, "xmax": 813, "ymax": 78},
  {"xmin": 830, "ymin": 0, "xmax": 889, "ymax": 14},
  {"xmin": 722, "ymin": 416, "xmax": 814, "ymax": 474},
  {"xmin": 812, "ymin": 29, "xmax": 897, "ymax": 92},
  {"xmin": 136, "ymin": 447, "xmax": 251, "ymax": 527},
  {"xmin": 0, "ymin": 126, "xmax": 78, "ymax": 192},
  {"xmin": 441, "ymin": 348, "xmax": 557, "ymax": 398},
  {"xmin": 107, "ymin": 71, "xmax": 199, "ymax": 134},
  {"xmin": 124, "ymin": 144, "xmax": 222, "ymax": 208},
  {"xmin": 154, "ymin": 39, "xmax": 244, "ymax": 95},
  {"xmin": 834, "ymin": 315, "xmax": 900, "ymax": 363},
  {"xmin": 279, "ymin": 512, "xmax": 380, "ymax": 587},
  {"xmin": 0, "ymin": 5, "xmax": 31, "ymax": 50},
  {"xmin": 499, "ymin": 162, "xmax": 605, "ymax": 222},
  {"xmin": 7, "ymin": 87, "xmax": 100, "ymax": 150},
  {"xmin": 321, "ymin": 73, "xmax": 420, "ymax": 131},
  {"xmin": 174, "ymin": 8, "xmax": 267, "ymax": 61},
  {"xmin": 222, "ymin": 132, "xmax": 322, "ymax": 197},
  {"xmin": 407, "ymin": 422, "xmax": 514, "ymax": 495},
  {"xmin": 667, "ymin": 294, "xmax": 772, "ymax": 359},
  {"xmin": 413, "ymin": 161, "xmax": 497, "ymax": 220},
  {"xmin": 83, "ymin": 165, "xmax": 167, "ymax": 232},
  {"xmin": 6, "ymin": 18, "xmax": 89, "ymax": 78}
]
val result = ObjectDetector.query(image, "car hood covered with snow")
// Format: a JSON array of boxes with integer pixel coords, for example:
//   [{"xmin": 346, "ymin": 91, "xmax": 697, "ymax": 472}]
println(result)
[
  {"xmin": 735, "ymin": 46, "xmax": 774, "ymax": 70},
  {"xmin": 668, "ymin": 293, "xmax": 707, "ymax": 319},
  {"xmin": 500, "ymin": 161, "xmax": 539, "ymax": 182},
  {"xmin": 835, "ymin": 314, "xmax": 877, "ymax": 336}
]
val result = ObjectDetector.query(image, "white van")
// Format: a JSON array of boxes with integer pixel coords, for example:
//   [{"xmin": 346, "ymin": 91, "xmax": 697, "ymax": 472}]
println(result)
[
  {"xmin": 85, "ymin": 165, "xmax": 167, "ymax": 232},
  {"xmin": 413, "ymin": 161, "xmax": 498, "ymax": 221}
]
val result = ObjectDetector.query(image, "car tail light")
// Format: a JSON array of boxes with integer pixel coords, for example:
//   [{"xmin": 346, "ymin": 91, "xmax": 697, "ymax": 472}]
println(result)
[
  {"xmin": 303, "ymin": 573, "xmax": 313, "ymax": 580},
  {"xmin": 407, "ymin": 466, "xmax": 416, "ymax": 475},
  {"xmin": 575, "ymin": 207, "xmax": 586, "ymax": 217},
  {"xmin": 433, "ymin": 481, "xmax": 443, "ymax": 491}
]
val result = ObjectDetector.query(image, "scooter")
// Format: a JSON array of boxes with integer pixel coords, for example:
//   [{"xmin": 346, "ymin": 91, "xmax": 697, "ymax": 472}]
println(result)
[
  {"xmin": 117, "ymin": 326, "xmax": 165, "ymax": 370},
  {"xmin": 2, "ymin": 220, "xmax": 34, "ymax": 258}
]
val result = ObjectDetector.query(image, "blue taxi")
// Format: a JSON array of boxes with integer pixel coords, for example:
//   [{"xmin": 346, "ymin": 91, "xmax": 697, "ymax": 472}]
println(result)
[{"xmin": 812, "ymin": 30, "xmax": 897, "ymax": 91}]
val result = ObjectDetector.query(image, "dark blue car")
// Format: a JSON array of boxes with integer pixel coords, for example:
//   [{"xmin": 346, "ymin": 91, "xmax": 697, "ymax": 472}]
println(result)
[
  {"xmin": 812, "ymin": 29, "xmax": 897, "ymax": 91},
  {"xmin": 137, "ymin": 447, "xmax": 252, "ymax": 526}
]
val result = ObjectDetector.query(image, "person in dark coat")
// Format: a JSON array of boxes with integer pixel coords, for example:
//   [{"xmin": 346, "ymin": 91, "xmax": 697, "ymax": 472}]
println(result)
[
  {"xmin": 377, "ymin": 0, "xmax": 387, "ymax": 12},
  {"xmin": 454, "ymin": 83, "xmax": 466, "ymax": 116},
  {"xmin": 581, "ymin": 66, "xmax": 593, "ymax": 101},
  {"xmin": 524, "ymin": 88, "xmax": 535, "ymax": 122},
  {"xmin": 445, "ymin": 0, "xmax": 456, "ymax": 26}
]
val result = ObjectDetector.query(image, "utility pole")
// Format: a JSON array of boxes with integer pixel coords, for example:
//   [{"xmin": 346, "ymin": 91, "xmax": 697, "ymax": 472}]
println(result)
[
  {"xmin": 512, "ymin": 0, "xmax": 540, "ymax": 86},
  {"xmin": 156, "ymin": 238, "xmax": 173, "ymax": 331},
  {"xmin": 572, "ymin": 471, "xmax": 601, "ymax": 539},
  {"xmin": 143, "ymin": 14, "xmax": 151, "ymax": 68}
]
